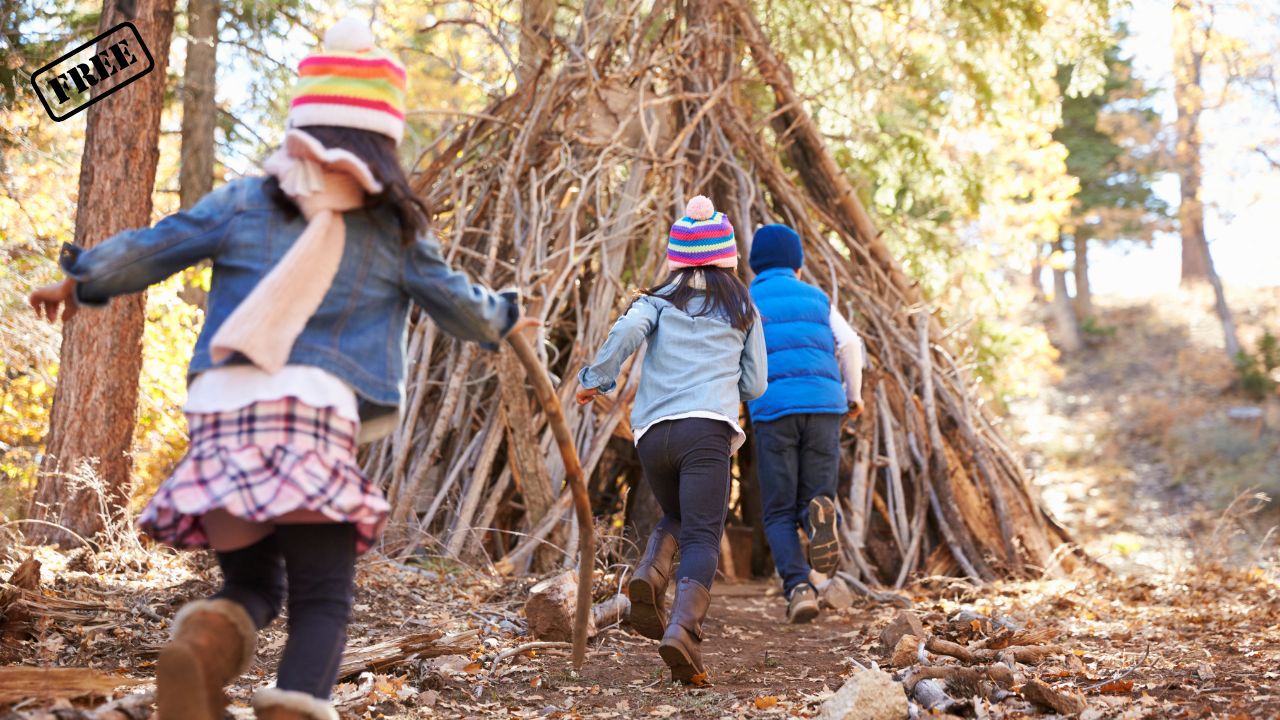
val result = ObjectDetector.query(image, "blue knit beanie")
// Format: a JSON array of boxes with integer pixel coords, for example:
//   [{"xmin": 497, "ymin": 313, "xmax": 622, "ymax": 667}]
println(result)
[{"xmin": 749, "ymin": 224, "xmax": 804, "ymax": 273}]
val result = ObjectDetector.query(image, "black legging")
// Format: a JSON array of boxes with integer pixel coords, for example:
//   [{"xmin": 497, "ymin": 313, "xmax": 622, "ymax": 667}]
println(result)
[
  {"xmin": 213, "ymin": 523, "xmax": 356, "ymax": 699},
  {"xmin": 635, "ymin": 417, "xmax": 734, "ymax": 589}
]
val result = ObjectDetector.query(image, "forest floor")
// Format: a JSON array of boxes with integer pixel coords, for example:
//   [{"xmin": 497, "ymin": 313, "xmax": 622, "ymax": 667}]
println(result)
[{"xmin": 2, "ymin": 289, "xmax": 1279, "ymax": 720}]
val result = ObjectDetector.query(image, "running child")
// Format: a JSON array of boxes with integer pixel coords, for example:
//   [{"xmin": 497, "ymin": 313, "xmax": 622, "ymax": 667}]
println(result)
[
  {"xmin": 746, "ymin": 223, "xmax": 865, "ymax": 624},
  {"xmin": 29, "ymin": 17, "xmax": 533, "ymax": 720},
  {"xmin": 576, "ymin": 196, "xmax": 767, "ymax": 684}
]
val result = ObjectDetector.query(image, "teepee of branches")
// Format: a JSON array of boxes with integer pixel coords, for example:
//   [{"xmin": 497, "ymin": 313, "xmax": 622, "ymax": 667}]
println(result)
[{"xmin": 361, "ymin": 0, "xmax": 1082, "ymax": 588}]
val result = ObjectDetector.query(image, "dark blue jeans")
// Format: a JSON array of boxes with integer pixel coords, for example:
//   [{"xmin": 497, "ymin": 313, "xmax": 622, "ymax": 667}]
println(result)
[
  {"xmin": 754, "ymin": 413, "xmax": 842, "ymax": 595},
  {"xmin": 213, "ymin": 523, "xmax": 357, "ymax": 700},
  {"xmin": 636, "ymin": 417, "xmax": 735, "ymax": 589}
]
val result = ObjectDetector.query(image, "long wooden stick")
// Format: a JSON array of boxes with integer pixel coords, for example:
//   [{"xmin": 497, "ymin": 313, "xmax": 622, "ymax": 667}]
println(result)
[{"xmin": 506, "ymin": 331, "xmax": 594, "ymax": 670}]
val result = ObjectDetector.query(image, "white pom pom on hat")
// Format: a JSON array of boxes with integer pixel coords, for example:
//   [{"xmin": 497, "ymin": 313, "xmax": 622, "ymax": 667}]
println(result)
[
  {"xmin": 324, "ymin": 15, "xmax": 376, "ymax": 52},
  {"xmin": 685, "ymin": 195, "xmax": 716, "ymax": 220}
]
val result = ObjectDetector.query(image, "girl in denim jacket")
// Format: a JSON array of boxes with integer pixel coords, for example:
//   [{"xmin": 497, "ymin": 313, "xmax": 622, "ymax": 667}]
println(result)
[
  {"xmin": 575, "ymin": 196, "xmax": 767, "ymax": 684},
  {"xmin": 29, "ymin": 18, "xmax": 532, "ymax": 720}
]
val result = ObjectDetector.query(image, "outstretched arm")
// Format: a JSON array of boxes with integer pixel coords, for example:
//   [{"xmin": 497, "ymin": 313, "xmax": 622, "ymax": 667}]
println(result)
[
  {"xmin": 58, "ymin": 181, "xmax": 238, "ymax": 307},
  {"xmin": 576, "ymin": 298, "xmax": 659, "ymax": 404},
  {"xmin": 402, "ymin": 230, "xmax": 520, "ymax": 346}
]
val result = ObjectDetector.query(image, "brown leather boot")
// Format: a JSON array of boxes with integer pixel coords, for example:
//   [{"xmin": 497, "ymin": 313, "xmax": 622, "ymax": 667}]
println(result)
[
  {"xmin": 658, "ymin": 578, "xmax": 711, "ymax": 684},
  {"xmin": 156, "ymin": 599, "xmax": 257, "ymax": 720},
  {"xmin": 253, "ymin": 688, "xmax": 339, "ymax": 720},
  {"xmin": 628, "ymin": 527, "xmax": 678, "ymax": 640}
]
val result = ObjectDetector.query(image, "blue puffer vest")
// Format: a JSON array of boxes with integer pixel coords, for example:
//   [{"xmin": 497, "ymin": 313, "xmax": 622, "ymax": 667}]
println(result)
[{"xmin": 747, "ymin": 268, "xmax": 847, "ymax": 423}]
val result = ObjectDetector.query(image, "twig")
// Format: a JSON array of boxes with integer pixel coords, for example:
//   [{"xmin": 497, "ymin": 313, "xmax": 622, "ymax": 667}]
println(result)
[{"xmin": 1081, "ymin": 641, "xmax": 1151, "ymax": 691}]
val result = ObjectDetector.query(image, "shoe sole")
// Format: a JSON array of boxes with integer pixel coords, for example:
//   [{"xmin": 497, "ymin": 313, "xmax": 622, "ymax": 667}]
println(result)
[
  {"xmin": 808, "ymin": 496, "xmax": 841, "ymax": 576},
  {"xmin": 628, "ymin": 576, "xmax": 666, "ymax": 640},
  {"xmin": 788, "ymin": 601, "xmax": 819, "ymax": 624},
  {"xmin": 157, "ymin": 644, "xmax": 218, "ymax": 720},
  {"xmin": 658, "ymin": 641, "xmax": 705, "ymax": 684}
]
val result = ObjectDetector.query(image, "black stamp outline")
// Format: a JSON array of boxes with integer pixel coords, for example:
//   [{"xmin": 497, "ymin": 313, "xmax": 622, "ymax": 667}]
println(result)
[{"xmin": 30, "ymin": 21, "xmax": 155, "ymax": 122}]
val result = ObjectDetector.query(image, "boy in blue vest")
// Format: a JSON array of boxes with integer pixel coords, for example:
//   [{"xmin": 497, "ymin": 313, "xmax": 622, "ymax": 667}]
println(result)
[{"xmin": 747, "ymin": 224, "xmax": 865, "ymax": 624}]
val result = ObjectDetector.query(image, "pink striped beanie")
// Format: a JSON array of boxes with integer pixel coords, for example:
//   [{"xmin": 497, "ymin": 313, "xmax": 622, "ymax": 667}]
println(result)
[
  {"xmin": 288, "ymin": 16, "xmax": 407, "ymax": 145},
  {"xmin": 667, "ymin": 196, "xmax": 738, "ymax": 271}
]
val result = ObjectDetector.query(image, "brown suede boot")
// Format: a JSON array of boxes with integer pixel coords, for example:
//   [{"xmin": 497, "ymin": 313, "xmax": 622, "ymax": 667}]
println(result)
[
  {"xmin": 156, "ymin": 598, "xmax": 257, "ymax": 720},
  {"xmin": 628, "ymin": 527, "xmax": 678, "ymax": 640},
  {"xmin": 253, "ymin": 688, "xmax": 339, "ymax": 720},
  {"xmin": 658, "ymin": 578, "xmax": 711, "ymax": 684}
]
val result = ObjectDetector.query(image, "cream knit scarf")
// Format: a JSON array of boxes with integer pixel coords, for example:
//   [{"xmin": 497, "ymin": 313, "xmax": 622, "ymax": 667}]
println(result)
[{"xmin": 210, "ymin": 129, "xmax": 384, "ymax": 373}]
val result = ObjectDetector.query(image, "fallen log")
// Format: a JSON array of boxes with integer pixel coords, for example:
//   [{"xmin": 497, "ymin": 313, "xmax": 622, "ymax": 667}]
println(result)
[
  {"xmin": 337, "ymin": 629, "xmax": 477, "ymax": 680},
  {"xmin": 0, "ymin": 666, "xmax": 147, "ymax": 704},
  {"xmin": 590, "ymin": 593, "xmax": 630, "ymax": 630},
  {"xmin": 525, "ymin": 570, "xmax": 596, "ymax": 643}
]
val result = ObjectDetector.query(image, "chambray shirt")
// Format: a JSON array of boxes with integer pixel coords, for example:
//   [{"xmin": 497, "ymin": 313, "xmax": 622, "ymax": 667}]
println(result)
[
  {"xmin": 578, "ymin": 291, "xmax": 768, "ymax": 437},
  {"xmin": 59, "ymin": 176, "xmax": 517, "ymax": 427}
]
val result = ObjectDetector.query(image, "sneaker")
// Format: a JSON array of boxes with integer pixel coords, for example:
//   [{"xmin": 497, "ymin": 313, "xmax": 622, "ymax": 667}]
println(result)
[
  {"xmin": 807, "ymin": 496, "xmax": 841, "ymax": 576},
  {"xmin": 786, "ymin": 584, "xmax": 819, "ymax": 624}
]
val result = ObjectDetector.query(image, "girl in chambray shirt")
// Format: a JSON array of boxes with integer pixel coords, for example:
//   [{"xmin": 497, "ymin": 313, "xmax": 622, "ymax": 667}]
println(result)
[
  {"xmin": 29, "ymin": 17, "xmax": 533, "ymax": 720},
  {"xmin": 576, "ymin": 196, "xmax": 767, "ymax": 685}
]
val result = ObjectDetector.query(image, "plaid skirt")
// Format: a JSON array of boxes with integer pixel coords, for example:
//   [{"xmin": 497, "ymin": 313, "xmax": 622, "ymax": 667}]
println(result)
[{"xmin": 139, "ymin": 397, "xmax": 388, "ymax": 554}]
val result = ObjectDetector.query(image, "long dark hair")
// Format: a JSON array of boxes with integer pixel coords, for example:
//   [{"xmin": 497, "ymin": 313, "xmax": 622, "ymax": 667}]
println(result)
[
  {"xmin": 641, "ymin": 266, "xmax": 755, "ymax": 332},
  {"xmin": 265, "ymin": 125, "xmax": 430, "ymax": 245}
]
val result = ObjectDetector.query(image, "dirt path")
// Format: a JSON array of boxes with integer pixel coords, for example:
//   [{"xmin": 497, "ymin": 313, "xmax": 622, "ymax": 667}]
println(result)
[{"xmin": 475, "ymin": 581, "xmax": 873, "ymax": 718}]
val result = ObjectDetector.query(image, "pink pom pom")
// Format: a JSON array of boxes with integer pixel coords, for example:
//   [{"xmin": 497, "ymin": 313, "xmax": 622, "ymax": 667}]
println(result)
[{"xmin": 685, "ymin": 195, "xmax": 715, "ymax": 220}]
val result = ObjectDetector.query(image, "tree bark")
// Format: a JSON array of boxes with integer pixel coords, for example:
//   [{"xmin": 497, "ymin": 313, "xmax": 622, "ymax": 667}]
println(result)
[
  {"xmin": 1051, "ymin": 236, "xmax": 1082, "ymax": 353},
  {"xmin": 177, "ymin": 0, "xmax": 217, "ymax": 309},
  {"xmin": 1072, "ymin": 235, "xmax": 1092, "ymax": 320},
  {"xmin": 1172, "ymin": 0, "xmax": 1211, "ymax": 285},
  {"xmin": 518, "ymin": 0, "xmax": 554, "ymax": 85},
  {"xmin": 178, "ymin": 0, "xmax": 217, "ymax": 210},
  {"xmin": 26, "ymin": 0, "xmax": 177, "ymax": 546}
]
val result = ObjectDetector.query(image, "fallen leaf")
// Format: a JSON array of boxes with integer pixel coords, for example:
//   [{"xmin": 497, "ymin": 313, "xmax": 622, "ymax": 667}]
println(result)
[
  {"xmin": 463, "ymin": 661, "xmax": 483, "ymax": 673},
  {"xmin": 1097, "ymin": 679, "xmax": 1134, "ymax": 694},
  {"xmin": 754, "ymin": 696, "xmax": 779, "ymax": 709}
]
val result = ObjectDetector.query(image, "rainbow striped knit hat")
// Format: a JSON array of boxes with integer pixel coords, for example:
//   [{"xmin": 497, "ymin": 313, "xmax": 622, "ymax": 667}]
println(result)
[
  {"xmin": 667, "ymin": 196, "xmax": 738, "ymax": 270},
  {"xmin": 288, "ymin": 16, "xmax": 407, "ymax": 145}
]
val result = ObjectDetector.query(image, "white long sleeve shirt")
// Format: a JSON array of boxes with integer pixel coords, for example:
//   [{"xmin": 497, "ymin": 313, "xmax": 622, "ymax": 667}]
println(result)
[{"xmin": 829, "ymin": 307, "xmax": 866, "ymax": 405}]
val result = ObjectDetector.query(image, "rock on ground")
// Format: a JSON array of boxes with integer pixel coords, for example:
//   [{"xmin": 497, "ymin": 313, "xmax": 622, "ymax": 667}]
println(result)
[{"xmin": 817, "ymin": 668, "xmax": 909, "ymax": 720}]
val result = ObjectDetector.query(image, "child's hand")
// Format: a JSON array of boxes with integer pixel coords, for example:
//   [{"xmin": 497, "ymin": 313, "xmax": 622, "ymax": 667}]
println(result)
[
  {"xmin": 847, "ymin": 401, "xmax": 865, "ymax": 421},
  {"xmin": 576, "ymin": 387, "xmax": 601, "ymax": 406},
  {"xmin": 511, "ymin": 315, "xmax": 542, "ymax": 335},
  {"xmin": 29, "ymin": 278, "xmax": 78, "ymax": 323}
]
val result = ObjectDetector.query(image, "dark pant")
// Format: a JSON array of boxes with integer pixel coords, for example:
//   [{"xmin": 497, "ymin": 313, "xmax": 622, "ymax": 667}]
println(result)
[
  {"xmin": 754, "ymin": 413, "xmax": 842, "ymax": 595},
  {"xmin": 636, "ymin": 418, "xmax": 734, "ymax": 589},
  {"xmin": 213, "ymin": 523, "xmax": 357, "ymax": 700}
]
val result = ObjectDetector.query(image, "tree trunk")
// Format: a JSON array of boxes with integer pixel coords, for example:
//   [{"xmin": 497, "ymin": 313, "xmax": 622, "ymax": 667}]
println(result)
[
  {"xmin": 1205, "ymin": 244, "xmax": 1243, "ymax": 360},
  {"xmin": 1051, "ymin": 236, "xmax": 1082, "ymax": 353},
  {"xmin": 1172, "ymin": 0, "xmax": 1211, "ymax": 285},
  {"xmin": 1030, "ymin": 242, "xmax": 1047, "ymax": 304},
  {"xmin": 177, "ymin": 0, "xmax": 218, "ymax": 309},
  {"xmin": 178, "ymin": 0, "xmax": 217, "ymax": 210},
  {"xmin": 26, "ymin": 0, "xmax": 176, "ymax": 546},
  {"xmin": 1072, "ymin": 235, "xmax": 1092, "ymax": 320},
  {"xmin": 518, "ymin": 0, "xmax": 554, "ymax": 85}
]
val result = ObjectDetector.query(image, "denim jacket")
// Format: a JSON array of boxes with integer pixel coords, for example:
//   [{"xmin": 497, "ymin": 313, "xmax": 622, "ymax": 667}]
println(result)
[
  {"xmin": 578, "ymin": 291, "xmax": 767, "ymax": 434},
  {"xmin": 60, "ymin": 176, "xmax": 518, "ymax": 426}
]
